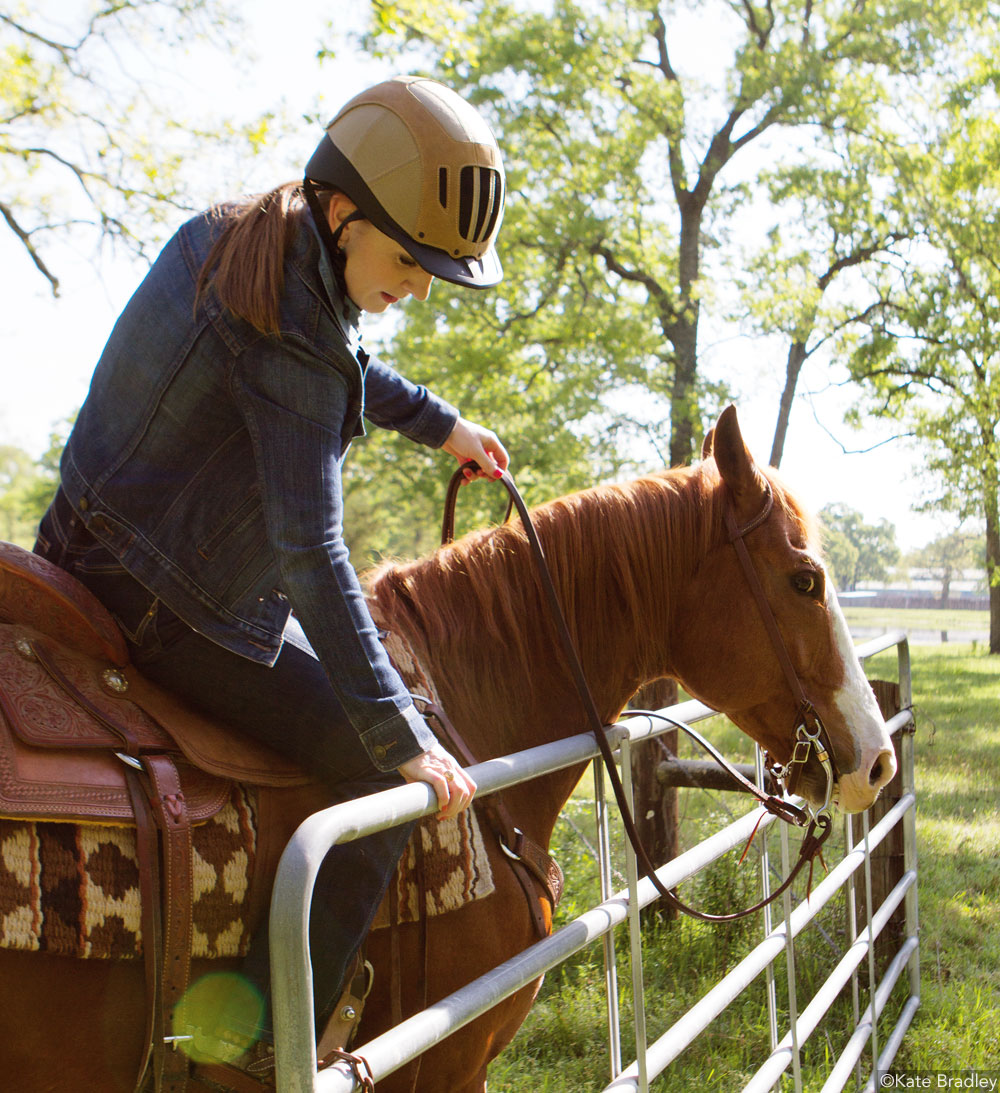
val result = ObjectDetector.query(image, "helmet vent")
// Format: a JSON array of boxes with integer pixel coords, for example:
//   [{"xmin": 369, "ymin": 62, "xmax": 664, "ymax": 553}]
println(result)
[
  {"xmin": 439, "ymin": 167, "xmax": 449, "ymax": 209},
  {"xmin": 458, "ymin": 166, "xmax": 503, "ymax": 244}
]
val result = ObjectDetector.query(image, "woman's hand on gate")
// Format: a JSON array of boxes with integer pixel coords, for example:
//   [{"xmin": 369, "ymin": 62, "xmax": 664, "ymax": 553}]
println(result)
[
  {"xmin": 442, "ymin": 417, "xmax": 509, "ymax": 482},
  {"xmin": 397, "ymin": 742, "xmax": 477, "ymax": 820}
]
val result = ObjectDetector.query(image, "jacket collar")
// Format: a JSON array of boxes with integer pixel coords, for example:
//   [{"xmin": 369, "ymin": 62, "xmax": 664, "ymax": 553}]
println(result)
[{"xmin": 305, "ymin": 209, "xmax": 364, "ymax": 352}]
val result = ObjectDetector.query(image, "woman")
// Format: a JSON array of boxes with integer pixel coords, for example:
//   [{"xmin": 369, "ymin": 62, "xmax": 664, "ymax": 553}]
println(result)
[{"xmin": 34, "ymin": 75, "xmax": 508, "ymax": 1086}]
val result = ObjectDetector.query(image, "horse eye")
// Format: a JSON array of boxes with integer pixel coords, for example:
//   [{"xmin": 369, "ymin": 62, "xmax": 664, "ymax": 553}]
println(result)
[{"xmin": 792, "ymin": 571, "xmax": 820, "ymax": 597}]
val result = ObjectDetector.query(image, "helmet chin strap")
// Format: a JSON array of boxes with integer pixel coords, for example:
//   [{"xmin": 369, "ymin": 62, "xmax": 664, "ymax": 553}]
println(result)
[{"xmin": 302, "ymin": 178, "xmax": 366, "ymax": 301}]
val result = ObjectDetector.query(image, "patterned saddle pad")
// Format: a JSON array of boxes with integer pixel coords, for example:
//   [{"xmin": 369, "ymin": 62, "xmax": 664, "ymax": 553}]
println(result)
[
  {"xmin": 0, "ymin": 789, "xmax": 495, "ymax": 959},
  {"xmin": 0, "ymin": 786, "xmax": 257, "ymax": 960}
]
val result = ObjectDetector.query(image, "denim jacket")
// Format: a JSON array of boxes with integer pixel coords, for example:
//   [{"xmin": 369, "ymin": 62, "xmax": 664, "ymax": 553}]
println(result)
[{"xmin": 55, "ymin": 202, "xmax": 456, "ymax": 770}]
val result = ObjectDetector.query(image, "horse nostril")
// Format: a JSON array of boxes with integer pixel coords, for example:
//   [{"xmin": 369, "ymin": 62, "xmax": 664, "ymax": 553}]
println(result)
[{"xmin": 868, "ymin": 747, "xmax": 897, "ymax": 789}]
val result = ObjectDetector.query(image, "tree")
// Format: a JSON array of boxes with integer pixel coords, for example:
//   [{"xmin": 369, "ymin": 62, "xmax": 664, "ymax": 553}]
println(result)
[
  {"xmin": 909, "ymin": 530, "xmax": 985, "ymax": 606},
  {"xmin": 337, "ymin": 0, "xmax": 997, "ymax": 857},
  {"xmin": 819, "ymin": 503, "xmax": 899, "ymax": 590},
  {"xmin": 0, "ymin": 426, "xmax": 63, "ymax": 546},
  {"xmin": 737, "ymin": 135, "xmax": 908, "ymax": 466},
  {"xmin": 1, "ymin": 1, "xmax": 270, "ymax": 294},
  {"xmin": 841, "ymin": 72, "xmax": 1000, "ymax": 651},
  {"xmin": 347, "ymin": 0, "xmax": 983, "ymax": 470},
  {"xmin": 820, "ymin": 523, "xmax": 859, "ymax": 593}
]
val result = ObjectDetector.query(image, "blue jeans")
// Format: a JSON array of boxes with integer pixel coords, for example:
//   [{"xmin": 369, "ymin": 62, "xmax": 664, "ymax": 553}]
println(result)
[{"xmin": 35, "ymin": 511, "xmax": 415, "ymax": 1036}]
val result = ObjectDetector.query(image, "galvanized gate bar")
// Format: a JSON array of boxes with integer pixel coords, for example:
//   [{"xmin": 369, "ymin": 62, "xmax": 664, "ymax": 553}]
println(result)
[
  {"xmin": 601, "ymin": 790, "xmax": 914, "ymax": 1093},
  {"xmin": 821, "ymin": 935, "xmax": 921, "ymax": 1093},
  {"xmin": 271, "ymin": 632, "xmax": 917, "ymax": 1093},
  {"xmin": 270, "ymin": 712, "xmax": 708, "ymax": 1092},
  {"xmin": 593, "ymin": 756, "xmax": 623, "ymax": 1079},
  {"xmin": 863, "ymin": 995, "xmax": 922, "ymax": 1093},
  {"xmin": 618, "ymin": 737, "xmax": 649, "ymax": 1093},
  {"xmin": 317, "ymin": 802, "xmax": 785, "ymax": 1092},
  {"xmin": 742, "ymin": 869, "xmax": 916, "ymax": 1092}
]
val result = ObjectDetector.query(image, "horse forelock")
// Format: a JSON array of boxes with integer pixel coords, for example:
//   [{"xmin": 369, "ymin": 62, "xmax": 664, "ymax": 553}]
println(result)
[{"xmin": 761, "ymin": 466, "xmax": 823, "ymax": 554}]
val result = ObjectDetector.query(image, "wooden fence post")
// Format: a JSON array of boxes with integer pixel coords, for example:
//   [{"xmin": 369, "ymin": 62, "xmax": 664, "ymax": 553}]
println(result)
[
  {"xmin": 850, "ymin": 679, "xmax": 906, "ymax": 974},
  {"xmin": 630, "ymin": 678, "xmax": 679, "ymax": 921}
]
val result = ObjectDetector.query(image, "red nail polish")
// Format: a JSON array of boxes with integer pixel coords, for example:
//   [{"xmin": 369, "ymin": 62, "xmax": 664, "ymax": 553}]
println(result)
[{"xmin": 493, "ymin": 468, "xmax": 503, "ymax": 479}]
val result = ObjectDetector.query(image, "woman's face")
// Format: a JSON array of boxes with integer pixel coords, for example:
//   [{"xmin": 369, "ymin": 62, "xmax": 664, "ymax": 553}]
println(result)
[{"xmin": 327, "ymin": 196, "xmax": 434, "ymax": 313}]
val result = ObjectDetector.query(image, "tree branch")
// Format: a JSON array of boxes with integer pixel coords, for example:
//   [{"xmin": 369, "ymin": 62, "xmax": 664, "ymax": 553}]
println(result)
[
  {"xmin": 739, "ymin": 0, "xmax": 774, "ymax": 50},
  {"xmin": 589, "ymin": 242, "xmax": 679, "ymax": 338},
  {"xmin": 817, "ymin": 233, "xmax": 907, "ymax": 292},
  {"xmin": 647, "ymin": 10, "xmax": 689, "ymax": 199},
  {"xmin": 0, "ymin": 201, "xmax": 60, "ymax": 295},
  {"xmin": 0, "ymin": 13, "xmax": 76, "ymax": 60},
  {"xmin": 807, "ymin": 401, "xmax": 913, "ymax": 455}
]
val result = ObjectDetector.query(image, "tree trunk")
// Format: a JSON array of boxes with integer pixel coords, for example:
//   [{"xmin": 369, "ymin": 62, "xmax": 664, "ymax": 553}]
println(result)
[
  {"xmin": 629, "ymin": 677, "xmax": 679, "ymax": 921},
  {"xmin": 987, "ymin": 512, "xmax": 1000, "ymax": 655},
  {"xmin": 770, "ymin": 340, "xmax": 808, "ymax": 468},
  {"xmin": 667, "ymin": 199, "xmax": 704, "ymax": 467},
  {"xmin": 668, "ymin": 330, "xmax": 699, "ymax": 467}
]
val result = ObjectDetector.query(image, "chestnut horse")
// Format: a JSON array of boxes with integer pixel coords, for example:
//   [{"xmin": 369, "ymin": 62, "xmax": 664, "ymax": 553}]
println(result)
[{"xmin": 0, "ymin": 407, "xmax": 895, "ymax": 1092}]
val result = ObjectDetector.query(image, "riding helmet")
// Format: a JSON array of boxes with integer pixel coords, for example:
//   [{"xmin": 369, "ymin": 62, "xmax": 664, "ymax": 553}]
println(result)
[{"xmin": 305, "ymin": 75, "xmax": 505, "ymax": 288}]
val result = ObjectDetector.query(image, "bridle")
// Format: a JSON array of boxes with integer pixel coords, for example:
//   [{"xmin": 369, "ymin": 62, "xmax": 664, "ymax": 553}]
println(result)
[
  {"xmin": 442, "ymin": 466, "xmax": 837, "ymax": 922},
  {"xmin": 723, "ymin": 480, "xmax": 839, "ymax": 811}
]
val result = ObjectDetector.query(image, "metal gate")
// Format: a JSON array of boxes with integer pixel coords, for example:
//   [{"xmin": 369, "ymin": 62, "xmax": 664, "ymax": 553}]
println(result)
[{"xmin": 269, "ymin": 630, "xmax": 918, "ymax": 1092}]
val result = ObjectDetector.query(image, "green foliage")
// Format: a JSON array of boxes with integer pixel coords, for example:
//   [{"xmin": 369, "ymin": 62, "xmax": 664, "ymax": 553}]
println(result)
[
  {"xmin": 820, "ymin": 523, "xmax": 860, "ymax": 592},
  {"xmin": 819, "ymin": 502, "xmax": 900, "ymax": 589},
  {"xmin": 342, "ymin": 0, "xmax": 984, "ymax": 471},
  {"xmin": 907, "ymin": 529, "xmax": 987, "ymax": 601},
  {"xmin": 833, "ymin": 49, "xmax": 1000, "ymax": 644},
  {"xmin": 865, "ymin": 644, "xmax": 1000, "ymax": 1071},
  {"xmin": 0, "ymin": 422, "xmax": 65, "ymax": 546},
  {"xmin": 0, "ymin": 2, "xmax": 274, "ymax": 292}
]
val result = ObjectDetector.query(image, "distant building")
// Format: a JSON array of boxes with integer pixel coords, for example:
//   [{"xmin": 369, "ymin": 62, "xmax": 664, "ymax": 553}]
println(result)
[{"xmin": 840, "ymin": 568, "xmax": 989, "ymax": 610}]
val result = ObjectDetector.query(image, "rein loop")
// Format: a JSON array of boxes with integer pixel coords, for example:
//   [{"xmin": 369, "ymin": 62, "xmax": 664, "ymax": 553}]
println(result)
[{"xmin": 441, "ymin": 463, "xmax": 835, "ymax": 922}]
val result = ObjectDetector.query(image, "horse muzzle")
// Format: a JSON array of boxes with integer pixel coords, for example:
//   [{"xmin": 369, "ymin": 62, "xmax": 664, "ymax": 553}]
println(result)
[
  {"xmin": 781, "ymin": 725, "xmax": 896, "ymax": 814},
  {"xmin": 834, "ymin": 742, "xmax": 897, "ymax": 813}
]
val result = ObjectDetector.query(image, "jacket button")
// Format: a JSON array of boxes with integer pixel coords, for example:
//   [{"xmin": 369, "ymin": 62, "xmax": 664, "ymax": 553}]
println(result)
[
  {"xmin": 79, "ymin": 498, "xmax": 89, "ymax": 511},
  {"xmin": 373, "ymin": 745, "xmax": 387, "ymax": 760}
]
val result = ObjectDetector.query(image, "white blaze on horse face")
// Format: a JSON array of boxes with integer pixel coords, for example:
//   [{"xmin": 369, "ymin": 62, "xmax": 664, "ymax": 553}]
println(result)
[{"xmin": 826, "ymin": 585, "xmax": 897, "ymax": 812}]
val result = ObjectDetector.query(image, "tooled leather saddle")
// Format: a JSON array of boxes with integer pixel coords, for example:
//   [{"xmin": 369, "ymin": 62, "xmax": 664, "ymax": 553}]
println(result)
[{"xmin": 0, "ymin": 540, "xmax": 325, "ymax": 1093}]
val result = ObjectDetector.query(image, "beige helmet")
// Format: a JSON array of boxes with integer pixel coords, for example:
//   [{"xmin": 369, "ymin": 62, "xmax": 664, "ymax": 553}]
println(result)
[{"xmin": 305, "ymin": 75, "xmax": 505, "ymax": 288}]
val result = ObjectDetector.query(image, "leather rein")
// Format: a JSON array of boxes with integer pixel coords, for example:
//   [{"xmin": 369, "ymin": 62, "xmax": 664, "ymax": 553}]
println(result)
[{"xmin": 441, "ymin": 465, "xmax": 837, "ymax": 923}]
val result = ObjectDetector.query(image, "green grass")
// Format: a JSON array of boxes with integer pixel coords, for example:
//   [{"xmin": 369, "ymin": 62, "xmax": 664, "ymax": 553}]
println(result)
[
  {"xmin": 842, "ymin": 604, "xmax": 989, "ymax": 636},
  {"xmin": 486, "ymin": 634, "xmax": 1000, "ymax": 1090},
  {"xmin": 865, "ymin": 643, "xmax": 1000, "ymax": 1072}
]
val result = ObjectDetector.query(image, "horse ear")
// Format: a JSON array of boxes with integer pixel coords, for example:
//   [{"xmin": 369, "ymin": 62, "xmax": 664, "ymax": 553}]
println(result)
[
  {"xmin": 701, "ymin": 427, "xmax": 715, "ymax": 459},
  {"xmin": 711, "ymin": 405, "xmax": 767, "ymax": 519}
]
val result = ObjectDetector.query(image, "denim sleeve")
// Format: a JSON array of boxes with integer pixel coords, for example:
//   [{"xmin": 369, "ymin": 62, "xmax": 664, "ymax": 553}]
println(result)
[
  {"xmin": 362, "ymin": 352, "xmax": 459, "ymax": 448},
  {"xmin": 231, "ymin": 341, "xmax": 437, "ymax": 771}
]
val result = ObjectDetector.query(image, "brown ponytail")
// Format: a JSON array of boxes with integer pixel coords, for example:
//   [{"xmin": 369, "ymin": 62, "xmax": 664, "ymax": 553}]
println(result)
[{"xmin": 196, "ymin": 181, "xmax": 308, "ymax": 336}]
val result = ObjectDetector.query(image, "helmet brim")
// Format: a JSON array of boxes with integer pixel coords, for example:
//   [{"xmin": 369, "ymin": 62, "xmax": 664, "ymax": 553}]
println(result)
[{"xmin": 305, "ymin": 137, "xmax": 502, "ymax": 289}]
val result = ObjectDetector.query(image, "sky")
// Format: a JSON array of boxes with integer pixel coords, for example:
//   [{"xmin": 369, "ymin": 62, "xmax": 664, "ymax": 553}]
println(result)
[{"xmin": 0, "ymin": 0, "xmax": 951, "ymax": 553}]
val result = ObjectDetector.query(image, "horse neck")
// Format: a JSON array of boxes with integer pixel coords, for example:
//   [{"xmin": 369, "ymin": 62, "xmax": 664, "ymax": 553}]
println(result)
[{"xmin": 367, "ymin": 467, "xmax": 712, "ymax": 836}]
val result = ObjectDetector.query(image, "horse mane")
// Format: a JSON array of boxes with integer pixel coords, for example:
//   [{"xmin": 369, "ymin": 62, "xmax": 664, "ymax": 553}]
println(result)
[
  {"xmin": 364, "ymin": 459, "xmax": 802, "ymax": 744},
  {"xmin": 365, "ymin": 459, "xmax": 819, "ymax": 746}
]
